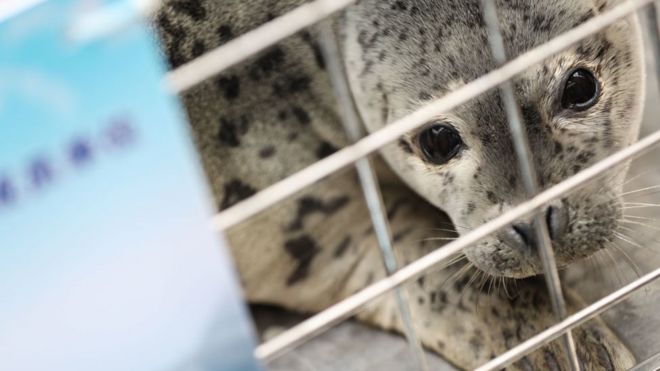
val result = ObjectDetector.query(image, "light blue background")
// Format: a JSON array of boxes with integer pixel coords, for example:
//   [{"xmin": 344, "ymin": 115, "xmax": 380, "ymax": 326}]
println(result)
[{"xmin": 0, "ymin": 1, "xmax": 261, "ymax": 370}]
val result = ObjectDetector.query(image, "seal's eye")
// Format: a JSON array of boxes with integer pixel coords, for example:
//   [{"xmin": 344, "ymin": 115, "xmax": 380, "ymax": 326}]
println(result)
[
  {"xmin": 417, "ymin": 123, "xmax": 463, "ymax": 164},
  {"xmin": 561, "ymin": 68, "xmax": 599, "ymax": 111}
]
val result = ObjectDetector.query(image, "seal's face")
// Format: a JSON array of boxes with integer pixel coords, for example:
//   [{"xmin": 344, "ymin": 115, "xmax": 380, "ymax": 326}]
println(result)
[{"xmin": 344, "ymin": 0, "xmax": 644, "ymax": 277}]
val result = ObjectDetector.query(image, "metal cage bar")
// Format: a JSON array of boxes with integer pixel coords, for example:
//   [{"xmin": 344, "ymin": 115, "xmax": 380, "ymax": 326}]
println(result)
[
  {"xmin": 478, "ymin": 1, "xmax": 580, "ymax": 369},
  {"xmin": 316, "ymin": 21, "xmax": 428, "ymax": 371},
  {"xmin": 159, "ymin": 0, "xmax": 660, "ymax": 368}
]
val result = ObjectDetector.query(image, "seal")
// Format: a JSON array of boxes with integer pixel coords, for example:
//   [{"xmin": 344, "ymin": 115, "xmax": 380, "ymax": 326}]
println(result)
[{"xmin": 153, "ymin": 0, "xmax": 644, "ymax": 369}]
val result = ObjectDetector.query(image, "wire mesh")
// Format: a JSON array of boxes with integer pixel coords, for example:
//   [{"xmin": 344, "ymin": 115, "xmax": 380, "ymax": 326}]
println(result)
[{"xmin": 162, "ymin": 0, "xmax": 660, "ymax": 369}]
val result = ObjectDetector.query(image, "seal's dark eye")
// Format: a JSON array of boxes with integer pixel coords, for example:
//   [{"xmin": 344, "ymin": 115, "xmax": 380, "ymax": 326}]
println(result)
[
  {"xmin": 417, "ymin": 124, "xmax": 463, "ymax": 164},
  {"xmin": 561, "ymin": 68, "xmax": 599, "ymax": 111}
]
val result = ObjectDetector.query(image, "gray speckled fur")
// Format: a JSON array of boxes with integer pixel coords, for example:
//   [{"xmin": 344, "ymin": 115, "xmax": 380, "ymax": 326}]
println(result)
[{"xmin": 153, "ymin": 0, "xmax": 644, "ymax": 369}]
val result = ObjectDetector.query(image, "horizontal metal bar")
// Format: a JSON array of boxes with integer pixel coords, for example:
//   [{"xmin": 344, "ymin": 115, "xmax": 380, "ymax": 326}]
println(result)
[
  {"xmin": 475, "ymin": 266, "xmax": 660, "ymax": 371},
  {"xmin": 630, "ymin": 351, "xmax": 660, "ymax": 371},
  {"xmin": 211, "ymin": 0, "xmax": 654, "ymax": 231},
  {"xmin": 254, "ymin": 128, "xmax": 660, "ymax": 362},
  {"xmin": 165, "ymin": 0, "xmax": 355, "ymax": 93}
]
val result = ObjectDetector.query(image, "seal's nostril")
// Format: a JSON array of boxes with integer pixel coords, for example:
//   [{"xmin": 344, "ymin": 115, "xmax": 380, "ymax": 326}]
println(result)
[
  {"xmin": 499, "ymin": 222, "xmax": 537, "ymax": 251},
  {"xmin": 546, "ymin": 204, "xmax": 569, "ymax": 240},
  {"xmin": 512, "ymin": 223, "xmax": 535, "ymax": 249}
]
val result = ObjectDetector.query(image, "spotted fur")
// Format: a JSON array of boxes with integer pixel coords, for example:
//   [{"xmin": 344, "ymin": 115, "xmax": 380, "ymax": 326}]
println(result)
[{"xmin": 153, "ymin": 0, "xmax": 644, "ymax": 369}]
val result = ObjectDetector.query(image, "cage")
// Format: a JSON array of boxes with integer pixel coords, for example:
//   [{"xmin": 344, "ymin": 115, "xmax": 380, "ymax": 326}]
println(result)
[{"xmin": 160, "ymin": 0, "xmax": 660, "ymax": 370}]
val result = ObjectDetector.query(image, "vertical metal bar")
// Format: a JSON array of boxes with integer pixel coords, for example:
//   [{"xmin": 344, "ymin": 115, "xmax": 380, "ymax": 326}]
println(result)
[
  {"xmin": 316, "ymin": 20, "xmax": 429, "ymax": 371},
  {"xmin": 479, "ymin": 1, "xmax": 581, "ymax": 370},
  {"xmin": 643, "ymin": 2, "xmax": 660, "ymax": 95}
]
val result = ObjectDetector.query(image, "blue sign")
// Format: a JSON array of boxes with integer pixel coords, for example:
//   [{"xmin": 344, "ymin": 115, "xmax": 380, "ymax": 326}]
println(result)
[{"xmin": 0, "ymin": 1, "xmax": 262, "ymax": 370}]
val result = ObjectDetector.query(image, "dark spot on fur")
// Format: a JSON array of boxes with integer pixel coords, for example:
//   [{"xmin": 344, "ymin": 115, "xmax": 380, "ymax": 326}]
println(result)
[
  {"xmin": 316, "ymin": 141, "xmax": 338, "ymax": 159},
  {"xmin": 216, "ymin": 75, "xmax": 240, "ymax": 100},
  {"xmin": 544, "ymin": 351, "xmax": 561, "ymax": 371},
  {"xmin": 287, "ymin": 195, "xmax": 350, "ymax": 231},
  {"xmin": 515, "ymin": 357, "xmax": 535, "ymax": 371},
  {"xmin": 156, "ymin": 14, "xmax": 187, "ymax": 68},
  {"xmin": 218, "ymin": 116, "xmax": 249, "ymax": 147},
  {"xmin": 255, "ymin": 47, "xmax": 286, "ymax": 75},
  {"xmin": 387, "ymin": 198, "xmax": 407, "ymax": 219},
  {"xmin": 333, "ymin": 236, "xmax": 352, "ymax": 258},
  {"xmin": 217, "ymin": 25, "xmax": 233, "ymax": 43},
  {"xmin": 392, "ymin": 227, "xmax": 413, "ymax": 243},
  {"xmin": 259, "ymin": 146, "xmax": 276, "ymax": 158},
  {"xmin": 487, "ymin": 191, "xmax": 498, "ymax": 204},
  {"xmin": 284, "ymin": 235, "xmax": 320, "ymax": 285},
  {"xmin": 301, "ymin": 31, "xmax": 326, "ymax": 69},
  {"xmin": 220, "ymin": 180, "xmax": 256, "ymax": 210},
  {"xmin": 272, "ymin": 74, "xmax": 312, "ymax": 96},
  {"xmin": 469, "ymin": 336, "xmax": 483, "ymax": 356},
  {"xmin": 595, "ymin": 343, "xmax": 615, "ymax": 371},
  {"xmin": 574, "ymin": 9, "xmax": 595, "ymax": 27},
  {"xmin": 399, "ymin": 138, "xmax": 413, "ymax": 154},
  {"xmin": 291, "ymin": 105, "xmax": 311, "ymax": 125},
  {"xmin": 191, "ymin": 39, "xmax": 206, "ymax": 58},
  {"xmin": 508, "ymin": 174, "xmax": 517, "ymax": 188},
  {"xmin": 418, "ymin": 91, "xmax": 432, "ymax": 100},
  {"xmin": 169, "ymin": 0, "xmax": 206, "ymax": 21}
]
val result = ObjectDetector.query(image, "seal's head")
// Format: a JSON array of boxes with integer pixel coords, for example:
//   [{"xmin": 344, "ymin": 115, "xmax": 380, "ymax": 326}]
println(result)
[{"xmin": 343, "ymin": 0, "xmax": 645, "ymax": 277}]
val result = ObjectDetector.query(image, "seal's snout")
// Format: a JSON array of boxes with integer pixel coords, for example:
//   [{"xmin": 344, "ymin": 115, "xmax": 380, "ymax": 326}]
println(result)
[{"xmin": 498, "ymin": 205, "xmax": 569, "ymax": 251}]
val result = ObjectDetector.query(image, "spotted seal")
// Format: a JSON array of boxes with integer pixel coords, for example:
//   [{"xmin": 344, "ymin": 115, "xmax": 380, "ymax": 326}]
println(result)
[{"xmin": 154, "ymin": 0, "xmax": 644, "ymax": 369}]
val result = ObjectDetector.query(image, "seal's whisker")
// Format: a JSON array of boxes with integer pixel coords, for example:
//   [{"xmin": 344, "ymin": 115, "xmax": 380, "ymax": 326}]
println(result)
[
  {"xmin": 613, "ymin": 230, "xmax": 645, "ymax": 249},
  {"xmin": 615, "ymin": 226, "xmax": 660, "ymax": 253},
  {"xmin": 475, "ymin": 271, "xmax": 490, "ymax": 311},
  {"xmin": 421, "ymin": 236, "xmax": 459, "ymax": 242},
  {"xmin": 622, "ymin": 204, "xmax": 660, "ymax": 210},
  {"xmin": 487, "ymin": 273, "xmax": 495, "ymax": 297},
  {"xmin": 433, "ymin": 221, "xmax": 472, "ymax": 231},
  {"xmin": 425, "ymin": 227, "xmax": 464, "ymax": 234},
  {"xmin": 620, "ymin": 219, "xmax": 660, "ymax": 232},
  {"xmin": 622, "ymin": 202, "xmax": 660, "ymax": 207},
  {"xmin": 442, "ymin": 254, "xmax": 468, "ymax": 268},
  {"xmin": 608, "ymin": 241, "xmax": 643, "ymax": 279},
  {"xmin": 622, "ymin": 166, "xmax": 660, "ymax": 187},
  {"xmin": 464, "ymin": 267, "xmax": 482, "ymax": 293},
  {"xmin": 621, "ymin": 184, "xmax": 660, "ymax": 197},
  {"xmin": 437, "ymin": 260, "xmax": 473, "ymax": 292},
  {"xmin": 600, "ymin": 242, "xmax": 628, "ymax": 286},
  {"xmin": 623, "ymin": 214, "xmax": 659, "ymax": 223},
  {"xmin": 595, "ymin": 249, "xmax": 622, "ymax": 287}
]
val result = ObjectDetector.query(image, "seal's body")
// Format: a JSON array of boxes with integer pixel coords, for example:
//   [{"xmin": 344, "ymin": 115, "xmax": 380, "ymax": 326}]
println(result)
[{"xmin": 155, "ymin": 0, "xmax": 644, "ymax": 369}]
